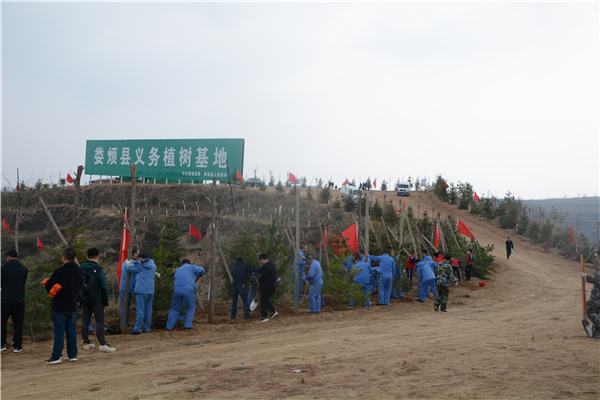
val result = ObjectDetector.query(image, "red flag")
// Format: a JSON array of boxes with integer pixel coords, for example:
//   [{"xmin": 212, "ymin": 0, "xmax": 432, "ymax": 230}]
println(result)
[
  {"xmin": 326, "ymin": 223, "xmax": 358, "ymax": 255},
  {"xmin": 317, "ymin": 226, "xmax": 329, "ymax": 248},
  {"xmin": 66, "ymin": 173, "xmax": 74, "ymax": 184},
  {"xmin": 474, "ymin": 192, "xmax": 481, "ymax": 203},
  {"xmin": 342, "ymin": 179, "xmax": 350, "ymax": 186},
  {"xmin": 190, "ymin": 224, "xmax": 202, "ymax": 240},
  {"xmin": 568, "ymin": 224, "xmax": 574, "ymax": 245},
  {"xmin": 288, "ymin": 172, "xmax": 298, "ymax": 184},
  {"xmin": 116, "ymin": 209, "xmax": 130, "ymax": 281},
  {"xmin": 37, "ymin": 237, "xmax": 44, "ymax": 251},
  {"xmin": 434, "ymin": 223, "xmax": 441, "ymax": 248},
  {"xmin": 16, "ymin": 183, "xmax": 19, "ymax": 192},
  {"xmin": 457, "ymin": 219, "xmax": 476, "ymax": 241},
  {"xmin": 342, "ymin": 222, "xmax": 359, "ymax": 253},
  {"xmin": 441, "ymin": 179, "xmax": 449, "ymax": 188},
  {"xmin": 2, "ymin": 219, "xmax": 10, "ymax": 232},
  {"xmin": 373, "ymin": 179, "xmax": 377, "ymax": 189},
  {"xmin": 236, "ymin": 170, "xmax": 243, "ymax": 182}
]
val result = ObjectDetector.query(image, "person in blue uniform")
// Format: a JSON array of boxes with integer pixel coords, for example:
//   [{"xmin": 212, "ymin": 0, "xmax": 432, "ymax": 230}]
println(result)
[
  {"xmin": 368, "ymin": 247, "xmax": 395, "ymax": 305},
  {"xmin": 303, "ymin": 255, "xmax": 323, "ymax": 314},
  {"xmin": 165, "ymin": 259, "xmax": 205, "ymax": 330},
  {"xmin": 415, "ymin": 250, "xmax": 436, "ymax": 303}
]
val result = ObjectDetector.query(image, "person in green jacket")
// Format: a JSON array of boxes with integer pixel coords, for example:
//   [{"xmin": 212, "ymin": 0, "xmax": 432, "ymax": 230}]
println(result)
[
  {"xmin": 581, "ymin": 256, "xmax": 600, "ymax": 339},
  {"xmin": 434, "ymin": 254, "xmax": 459, "ymax": 313},
  {"xmin": 80, "ymin": 248, "xmax": 116, "ymax": 353}
]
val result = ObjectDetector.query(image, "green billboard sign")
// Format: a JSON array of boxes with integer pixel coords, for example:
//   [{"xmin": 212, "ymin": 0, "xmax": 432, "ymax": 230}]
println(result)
[{"xmin": 85, "ymin": 139, "xmax": 244, "ymax": 182}]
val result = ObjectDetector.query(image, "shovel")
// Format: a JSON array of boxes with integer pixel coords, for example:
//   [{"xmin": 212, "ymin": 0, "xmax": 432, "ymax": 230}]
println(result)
[
  {"xmin": 580, "ymin": 255, "xmax": 593, "ymax": 338},
  {"xmin": 300, "ymin": 281, "xmax": 309, "ymax": 303}
]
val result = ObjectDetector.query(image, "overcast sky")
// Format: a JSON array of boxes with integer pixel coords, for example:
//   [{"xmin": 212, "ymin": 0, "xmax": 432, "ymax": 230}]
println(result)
[{"xmin": 2, "ymin": 1, "xmax": 599, "ymax": 200}]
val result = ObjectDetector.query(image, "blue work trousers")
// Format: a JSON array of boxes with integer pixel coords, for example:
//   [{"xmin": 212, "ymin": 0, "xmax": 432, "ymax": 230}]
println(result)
[
  {"xmin": 134, "ymin": 294, "xmax": 154, "ymax": 333},
  {"xmin": 378, "ymin": 274, "xmax": 393, "ymax": 305},
  {"xmin": 350, "ymin": 283, "xmax": 372, "ymax": 307},
  {"xmin": 418, "ymin": 278, "xmax": 436, "ymax": 302},
  {"xmin": 308, "ymin": 280, "xmax": 323, "ymax": 313},
  {"xmin": 166, "ymin": 288, "xmax": 195, "ymax": 329}
]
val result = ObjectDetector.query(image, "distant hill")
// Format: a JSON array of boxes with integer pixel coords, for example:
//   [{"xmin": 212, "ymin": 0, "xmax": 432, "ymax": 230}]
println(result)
[{"xmin": 522, "ymin": 197, "xmax": 599, "ymax": 243}]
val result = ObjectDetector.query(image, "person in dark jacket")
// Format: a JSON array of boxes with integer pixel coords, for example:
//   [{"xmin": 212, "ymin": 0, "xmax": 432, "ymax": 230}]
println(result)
[
  {"xmin": 231, "ymin": 257, "xmax": 260, "ymax": 319},
  {"xmin": 505, "ymin": 237, "xmax": 515, "ymax": 260},
  {"xmin": 257, "ymin": 253, "xmax": 277, "ymax": 322},
  {"xmin": 1, "ymin": 250, "xmax": 29, "ymax": 353},
  {"xmin": 44, "ymin": 248, "xmax": 82, "ymax": 364},
  {"xmin": 80, "ymin": 248, "xmax": 116, "ymax": 353}
]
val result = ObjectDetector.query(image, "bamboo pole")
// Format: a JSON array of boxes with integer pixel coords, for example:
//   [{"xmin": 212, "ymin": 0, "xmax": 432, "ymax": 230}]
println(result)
[
  {"xmin": 68, "ymin": 165, "xmax": 84, "ymax": 247},
  {"xmin": 216, "ymin": 233, "xmax": 233, "ymax": 283},
  {"xmin": 365, "ymin": 194, "xmax": 370, "ymax": 253},
  {"xmin": 447, "ymin": 216, "xmax": 460, "ymax": 248},
  {"xmin": 294, "ymin": 188, "xmax": 300, "ymax": 313},
  {"xmin": 208, "ymin": 178, "xmax": 217, "ymax": 323},
  {"xmin": 120, "ymin": 164, "xmax": 137, "ymax": 332},
  {"xmin": 404, "ymin": 209, "xmax": 417, "ymax": 254},
  {"xmin": 38, "ymin": 197, "xmax": 69, "ymax": 249}
]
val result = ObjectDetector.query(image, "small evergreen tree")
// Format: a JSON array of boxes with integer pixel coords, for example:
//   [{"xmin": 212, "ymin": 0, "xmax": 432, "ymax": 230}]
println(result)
[
  {"xmin": 152, "ymin": 216, "xmax": 184, "ymax": 323},
  {"xmin": 343, "ymin": 195, "xmax": 357, "ymax": 212},
  {"xmin": 275, "ymin": 180, "xmax": 284, "ymax": 193},
  {"xmin": 322, "ymin": 252, "xmax": 365, "ymax": 307},
  {"xmin": 370, "ymin": 199, "xmax": 383, "ymax": 221},
  {"xmin": 319, "ymin": 187, "xmax": 331, "ymax": 204}
]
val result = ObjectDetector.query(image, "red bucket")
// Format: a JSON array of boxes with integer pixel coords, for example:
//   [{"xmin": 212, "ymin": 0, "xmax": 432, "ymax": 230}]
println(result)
[{"xmin": 479, "ymin": 282, "xmax": 485, "ymax": 287}]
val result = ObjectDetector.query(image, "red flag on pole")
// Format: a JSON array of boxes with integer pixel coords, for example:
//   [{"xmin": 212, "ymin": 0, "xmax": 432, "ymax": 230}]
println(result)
[
  {"xmin": 318, "ymin": 226, "xmax": 328, "ymax": 248},
  {"xmin": 2, "ymin": 219, "xmax": 10, "ymax": 232},
  {"xmin": 474, "ymin": 192, "xmax": 481, "ymax": 203},
  {"xmin": 434, "ymin": 223, "xmax": 441, "ymax": 248},
  {"xmin": 116, "ymin": 208, "xmax": 130, "ymax": 281},
  {"xmin": 568, "ymin": 224, "xmax": 574, "ymax": 245},
  {"xmin": 457, "ymin": 219, "xmax": 476, "ymax": 241},
  {"xmin": 236, "ymin": 170, "xmax": 243, "ymax": 182},
  {"xmin": 288, "ymin": 172, "xmax": 298, "ymax": 184},
  {"xmin": 441, "ymin": 179, "xmax": 449, "ymax": 188},
  {"xmin": 16, "ymin": 183, "xmax": 19, "ymax": 192},
  {"xmin": 37, "ymin": 237, "xmax": 44, "ymax": 251},
  {"xmin": 66, "ymin": 173, "xmax": 74, "ymax": 184},
  {"xmin": 373, "ymin": 179, "xmax": 377, "ymax": 189},
  {"xmin": 190, "ymin": 224, "xmax": 202, "ymax": 240},
  {"xmin": 342, "ymin": 179, "xmax": 349, "ymax": 186},
  {"xmin": 343, "ymin": 222, "xmax": 359, "ymax": 253}
]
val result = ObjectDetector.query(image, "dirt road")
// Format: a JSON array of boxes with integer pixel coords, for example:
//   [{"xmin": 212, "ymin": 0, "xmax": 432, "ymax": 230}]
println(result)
[{"xmin": 2, "ymin": 191, "xmax": 598, "ymax": 399}]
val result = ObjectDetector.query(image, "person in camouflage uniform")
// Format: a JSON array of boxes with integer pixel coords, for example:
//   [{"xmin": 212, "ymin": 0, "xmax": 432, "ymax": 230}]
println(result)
[
  {"xmin": 434, "ymin": 254, "xmax": 458, "ymax": 313},
  {"xmin": 581, "ymin": 263, "xmax": 600, "ymax": 339}
]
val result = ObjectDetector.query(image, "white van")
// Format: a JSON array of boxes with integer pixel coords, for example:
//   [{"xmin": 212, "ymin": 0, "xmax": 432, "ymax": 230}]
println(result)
[
  {"xmin": 396, "ymin": 182, "xmax": 410, "ymax": 196},
  {"xmin": 340, "ymin": 185, "xmax": 363, "ymax": 200}
]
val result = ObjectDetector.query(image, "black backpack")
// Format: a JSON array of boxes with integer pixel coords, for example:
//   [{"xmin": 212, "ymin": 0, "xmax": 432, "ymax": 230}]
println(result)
[{"xmin": 79, "ymin": 268, "xmax": 99, "ymax": 305}]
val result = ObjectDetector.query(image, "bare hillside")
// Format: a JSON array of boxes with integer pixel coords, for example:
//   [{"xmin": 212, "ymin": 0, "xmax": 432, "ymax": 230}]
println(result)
[{"xmin": 1, "ymin": 189, "xmax": 599, "ymax": 399}]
